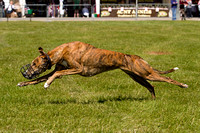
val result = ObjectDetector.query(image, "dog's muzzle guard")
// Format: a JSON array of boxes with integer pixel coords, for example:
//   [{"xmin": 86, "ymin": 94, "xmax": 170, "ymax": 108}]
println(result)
[
  {"xmin": 20, "ymin": 64, "xmax": 40, "ymax": 79},
  {"xmin": 20, "ymin": 54, "xmax": 52, "ymax": 80}
]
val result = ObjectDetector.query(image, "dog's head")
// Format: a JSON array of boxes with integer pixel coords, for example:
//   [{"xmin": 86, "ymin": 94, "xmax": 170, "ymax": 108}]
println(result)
[{"xmin": 20, "ymin": 47, "xmax": 52, "ymax": 79}]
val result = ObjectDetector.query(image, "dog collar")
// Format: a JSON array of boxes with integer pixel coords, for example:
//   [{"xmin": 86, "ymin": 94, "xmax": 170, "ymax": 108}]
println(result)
[{"xmin": 46, "ymin": 54, "xmax": 52, "ymax": 70}]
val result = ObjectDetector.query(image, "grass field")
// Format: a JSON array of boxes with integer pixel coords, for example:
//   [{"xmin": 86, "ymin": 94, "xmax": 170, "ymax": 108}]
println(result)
[{"xmin": 0, "ymin": 21, "xmax": 200, "ymax": 132}]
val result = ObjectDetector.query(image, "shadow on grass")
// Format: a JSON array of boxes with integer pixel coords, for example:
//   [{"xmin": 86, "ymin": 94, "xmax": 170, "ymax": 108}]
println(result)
[
  {"xmin": 97, "ymin": 95, "xmax": 149, "ymax": 103},
  {"xmin": 49, "ymin": 95, "xmax": 149, "ymax": 105}
]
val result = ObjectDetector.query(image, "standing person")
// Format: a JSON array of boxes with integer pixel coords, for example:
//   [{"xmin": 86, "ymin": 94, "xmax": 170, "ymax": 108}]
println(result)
[
  {"xmin": 0, "ymin": 0, "xmax": 5, "ymax": 17},
  {"xmin": 73, "ymin": 0, "xmax": 80, "ymax": 17},
  {"xmin": 186, "ymin": 0, "xmax": 192, "ymax": 18},
  {"xmin": 6, "ymin": 1, "xmax": 15, "ymax": 14},
  {"xmin": 5, "ymin": 0, "xmax": 15, "ymax": 18},
  {"xmin": 48, "ymin": 3, "xmax": 52, "ymax": 17},
  {"xmin": 171, "ymin": 0, "xmax": 178, "ymax": 20},
  {"xmin": 198, "ymin": 0, "xmax": 200, "ymax": 17},
  {"xmin": 180, "ymin": 0, "xmax": 186, "ymax": 20},
  {"xmin": 51, "ymin": 0, "xmax": 56, "ymax": 18}
]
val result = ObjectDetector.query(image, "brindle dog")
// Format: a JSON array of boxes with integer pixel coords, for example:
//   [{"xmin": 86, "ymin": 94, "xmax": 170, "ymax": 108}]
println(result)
[{"xmin": 18, "ymin": 41, "xmax": 188, "ymax": 99}]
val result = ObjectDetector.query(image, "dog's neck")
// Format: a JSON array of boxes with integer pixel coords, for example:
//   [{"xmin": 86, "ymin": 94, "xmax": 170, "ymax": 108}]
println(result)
[{"xmin": 47, "ymin": 50, "xmax": 63, "ymax": 66}]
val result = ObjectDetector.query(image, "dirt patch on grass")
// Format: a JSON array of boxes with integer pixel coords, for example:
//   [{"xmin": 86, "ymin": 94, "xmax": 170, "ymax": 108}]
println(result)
[{"xmin": 148, "ymin": 51, "xmax": 172, "ymax": 55}]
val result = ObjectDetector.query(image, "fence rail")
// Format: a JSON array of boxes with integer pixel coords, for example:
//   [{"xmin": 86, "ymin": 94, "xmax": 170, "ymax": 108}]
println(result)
[{"xmin": 0, "ymin": 3, "xmax": 199, "ymax": 18}]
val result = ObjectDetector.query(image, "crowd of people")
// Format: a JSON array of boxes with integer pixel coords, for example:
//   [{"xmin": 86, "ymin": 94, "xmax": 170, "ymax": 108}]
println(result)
[
  {"xmin": 0, "ymin": 0, "xmax": 17, "ymax": 18},
  {"xmin": 1, "ymin": 0, "xmax": 200, "ymax": 19},
  {"xmin": 47, "ymin": 3, "xmax": 90, "ymax": 18},
  {"xmin": 171, "ymin": 0, "xmax": 200, "ymax": 20},
  {"xmin": 0, "ymin": 0, "xmax": 90, "ymax": 18}
]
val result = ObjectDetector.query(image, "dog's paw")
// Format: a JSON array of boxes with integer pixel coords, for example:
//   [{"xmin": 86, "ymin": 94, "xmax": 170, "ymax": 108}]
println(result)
[
  {"xmin": 173, "ymin": 67, "xmax": 179, "ymax": 71},
  {"xmin": 182, "ymin": 84, "xmax": 188, "ymax": 88},
  {"xmin": 180, "ymin": 84, "xmax": 188, "ymax": 88},
  {"xmin": 44, "ymin": 82, "xmax": 49, "ymax": 89},
  {"xmin": 17, "ymin": 82, "xmax": 26, "ymax": 87}
]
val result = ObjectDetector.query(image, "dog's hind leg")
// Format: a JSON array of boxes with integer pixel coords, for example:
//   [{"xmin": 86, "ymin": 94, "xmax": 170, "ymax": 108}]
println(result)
[
  {"xmin": 146, "ymin": 72, "xmax": 188, "ymax": 88},
  {"xmin": 123, "ymin": 70, "xmax": 156, "ymax": 99}
]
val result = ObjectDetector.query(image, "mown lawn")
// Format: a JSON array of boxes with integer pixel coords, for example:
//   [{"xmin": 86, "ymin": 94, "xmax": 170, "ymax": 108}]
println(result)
[{"xmin": 0, "ymin": 21, "xmax": 200, "ymax": 132}]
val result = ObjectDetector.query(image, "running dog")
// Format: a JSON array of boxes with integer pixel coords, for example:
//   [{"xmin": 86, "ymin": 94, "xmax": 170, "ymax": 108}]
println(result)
[{"xmin": 17, "ymin": 41, "xmax": 188, "ymax": 99}]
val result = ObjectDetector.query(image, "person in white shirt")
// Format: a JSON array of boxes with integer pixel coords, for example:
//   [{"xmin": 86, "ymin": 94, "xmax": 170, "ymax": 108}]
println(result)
[{"xmin": 6, "ymin": 0, "xmax": 15, "ymax": 14}]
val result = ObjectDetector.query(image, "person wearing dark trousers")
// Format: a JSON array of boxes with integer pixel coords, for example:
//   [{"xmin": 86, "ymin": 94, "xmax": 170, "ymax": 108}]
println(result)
[
  {"xmin": 171, "ymin": 0, "xmax": 178, "ymax": 20},
  {"xmin": 0, "ymin": 0, "xmax": 5, "ymax": 17},
  {"xmin": 186, "ymin": 0, "xmax": 192, "ymax": 18},
  {"xmin": 180, "ymin": 0, "xmax": 186, "ymax": 20}
]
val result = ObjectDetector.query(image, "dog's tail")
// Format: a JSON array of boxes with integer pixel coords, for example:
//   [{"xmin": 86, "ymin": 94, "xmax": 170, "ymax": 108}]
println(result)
[{"xmin": 154, "ymin": 67, "xmax": 179, "ymax": 74}]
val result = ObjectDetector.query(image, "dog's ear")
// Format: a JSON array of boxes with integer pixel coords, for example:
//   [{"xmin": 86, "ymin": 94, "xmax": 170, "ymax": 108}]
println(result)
[{"xmin": 38, "ymin": 47, "xmax": 45, "ymax": 55}]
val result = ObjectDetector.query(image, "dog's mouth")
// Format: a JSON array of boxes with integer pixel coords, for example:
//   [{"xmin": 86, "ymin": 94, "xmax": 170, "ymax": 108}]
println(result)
[{"xmin": 20, "ymin": 64, "xmax": 44, "ymax": 79}]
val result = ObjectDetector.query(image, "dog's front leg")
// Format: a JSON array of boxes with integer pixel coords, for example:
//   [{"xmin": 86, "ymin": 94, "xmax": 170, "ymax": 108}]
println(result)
[
  {"xmin": 17, "ymin": 64, "xmax": 65, "ymax": 87},
  {"xmin": 44, "ymin": 68, "xmax": 82, "ymax": 88},
  {"xmin": 17, "ymin": 70, "xmax": 57, "ymax": 87}
]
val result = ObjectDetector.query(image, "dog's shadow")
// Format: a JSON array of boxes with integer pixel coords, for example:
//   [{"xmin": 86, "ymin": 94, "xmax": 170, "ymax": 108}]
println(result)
[{"xmin": 49, "ymin": 95, "xmax": 149, "ymax": 105}]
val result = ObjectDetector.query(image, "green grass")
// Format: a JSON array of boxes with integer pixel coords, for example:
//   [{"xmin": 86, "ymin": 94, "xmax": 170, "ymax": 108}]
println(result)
[{"xmin": 0, "ymin": 21, "xmax": 200, "ymax": 132}]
